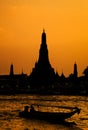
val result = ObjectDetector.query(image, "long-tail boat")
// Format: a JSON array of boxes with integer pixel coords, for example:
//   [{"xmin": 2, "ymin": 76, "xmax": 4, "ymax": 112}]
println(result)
[{"xmin": 19, "ymin": 105, "xmax": 81, "ymax": 122}]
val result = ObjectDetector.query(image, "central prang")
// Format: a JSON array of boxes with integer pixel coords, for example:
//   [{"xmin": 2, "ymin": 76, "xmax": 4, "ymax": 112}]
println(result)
[{"xmin": 29, "ymin": 30, "xmax": 55, "ymax": 87}]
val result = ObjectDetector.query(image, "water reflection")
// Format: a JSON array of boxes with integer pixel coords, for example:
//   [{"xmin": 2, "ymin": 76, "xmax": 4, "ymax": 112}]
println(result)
[{"xmin": 0, "ymin": 95, "xmax": 87, "ymax": 130}]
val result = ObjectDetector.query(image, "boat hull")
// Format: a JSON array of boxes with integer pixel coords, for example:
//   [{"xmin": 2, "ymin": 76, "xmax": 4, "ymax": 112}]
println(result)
[{"xmin": 19, "ymin": 110, "xmax": 75, "ymax": 121}]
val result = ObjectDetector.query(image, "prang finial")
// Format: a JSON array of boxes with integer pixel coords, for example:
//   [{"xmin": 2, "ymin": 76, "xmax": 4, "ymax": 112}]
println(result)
[{"xmin": 43, "ymin": 29, "xmax": 45, "ymax": 33}]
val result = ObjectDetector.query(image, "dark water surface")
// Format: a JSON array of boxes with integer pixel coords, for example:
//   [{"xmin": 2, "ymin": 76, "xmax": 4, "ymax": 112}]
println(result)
[{"xmin": 0, "ymin": 95, "xmax": 88, "ymax": 130}]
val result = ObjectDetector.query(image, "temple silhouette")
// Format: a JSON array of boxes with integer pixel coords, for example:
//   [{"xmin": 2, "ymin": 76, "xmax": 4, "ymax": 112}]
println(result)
[
  {"xmin": 0, "ymin": 30, "xmax": 88, "ymax": 95},
  {"xmin": 29, "ymin": 30, "xmax": 55, "ymax": 87}
]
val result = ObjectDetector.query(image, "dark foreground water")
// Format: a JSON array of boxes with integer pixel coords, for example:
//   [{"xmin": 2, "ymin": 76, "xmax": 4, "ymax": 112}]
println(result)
[{"xmin": 0, "ymin": 95, "xmax": 88, "ymax": 130}]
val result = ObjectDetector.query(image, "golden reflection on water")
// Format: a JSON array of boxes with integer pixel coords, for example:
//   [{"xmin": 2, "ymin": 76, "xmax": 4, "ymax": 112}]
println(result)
[{"xmin": 0, "ymin": 95, "xmax": 88, "ymax": 130}]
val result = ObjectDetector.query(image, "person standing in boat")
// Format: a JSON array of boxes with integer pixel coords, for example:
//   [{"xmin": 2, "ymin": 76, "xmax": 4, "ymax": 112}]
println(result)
[
  {"xmin": 19, "ymin": 105, "xmax": 29, "ymax": 117},
  {"xmin": 30, "ymin": 105, "xmax": 35, "ymax": 113}
]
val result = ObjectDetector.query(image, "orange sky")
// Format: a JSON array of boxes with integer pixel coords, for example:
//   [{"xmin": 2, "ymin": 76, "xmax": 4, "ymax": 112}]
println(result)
[{"xmin": 0, "ymin": 0, "xmax": 88, "ymax": 76}]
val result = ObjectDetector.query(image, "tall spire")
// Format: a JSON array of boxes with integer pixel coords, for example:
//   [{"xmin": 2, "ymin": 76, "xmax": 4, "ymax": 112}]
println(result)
[
  {"xmin": 74, "ymin": 62, "xmax": 78, "ymax": 78},
  {"xmin": 39, "ymin": 29, "xmax": 49, "ymax": 64},
  {"xmin": 10, "ymin": 64, "xmax": 14, "ymax": 76},
  {"xmin": 42, "ymin": 29, "xmax": 46, "ymax": 44}
]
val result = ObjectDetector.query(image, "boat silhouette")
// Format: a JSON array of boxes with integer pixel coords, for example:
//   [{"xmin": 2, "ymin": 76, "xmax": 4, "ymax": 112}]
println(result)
[{"xmin": 19, "ymin": 105, "xmax": 81, "ymax": 123}]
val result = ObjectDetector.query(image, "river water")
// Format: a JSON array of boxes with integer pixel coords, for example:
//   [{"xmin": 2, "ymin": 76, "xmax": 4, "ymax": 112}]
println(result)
[{"xmin": 0, "ymin": 95, "xmax": 88, "ymax": 130}]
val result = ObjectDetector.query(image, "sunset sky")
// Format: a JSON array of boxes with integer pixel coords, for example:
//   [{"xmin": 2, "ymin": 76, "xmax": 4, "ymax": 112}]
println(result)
[{"xmin": 0, "ymin": 0, "xmax": 88, "ymax": 76}]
